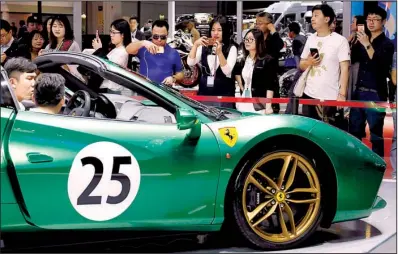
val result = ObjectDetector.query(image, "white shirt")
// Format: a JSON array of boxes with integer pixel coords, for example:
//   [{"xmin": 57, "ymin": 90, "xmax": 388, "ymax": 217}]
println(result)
[
  {"xmin": 187, "ymin": 45, "xmax": 237, "ymax": 78},
  {"xmin": 100, "ymin": 46, "xmax": 131, "ymax": 95},
  {"xmin": 45, "ymin": 40, "xmax": 83, "ymax": 81},
  {"xmin": 300, "ymin": 32, "xmax": 350, "ymax": 100},
  {"xmin": 29, "ymin": 107, "xmax": 49, "ymax": 113},
  {"xmin": 18, "ymin": 101, "xmax": 25, "ymax": 111},
  {"xmin": 241, "ymin": 56, "xmax": 255, "ymax": 93},
  {"xmin": 1, "ymin": 37, "xmax": 14, "ymax": 54}
]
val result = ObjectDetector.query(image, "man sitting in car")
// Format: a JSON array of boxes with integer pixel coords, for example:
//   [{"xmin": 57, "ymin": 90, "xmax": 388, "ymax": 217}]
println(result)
[
  {"xmin": 31, "ymin": 73, "xmax": 65, "ymax": 114},
  {"xmin": 4, "ymin": 57, "xmax": 37, "ymax": 110}
]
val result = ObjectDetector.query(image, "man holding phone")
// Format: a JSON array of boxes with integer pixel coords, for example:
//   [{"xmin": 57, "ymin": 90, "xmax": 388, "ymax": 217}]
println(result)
[
  {"xmin": 126, "ymin": 20, "xmax": 184, "ymax": 85},
  {"xmin": 299, "ymin": 4, "xmax": 350, "ymax": 124},
  {"xmin": 348, "ymin": 6, "xmax": 394, "ymax": 158}
]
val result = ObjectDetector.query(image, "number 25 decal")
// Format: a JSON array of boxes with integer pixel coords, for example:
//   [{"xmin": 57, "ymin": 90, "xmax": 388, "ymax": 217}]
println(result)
[
  {"xmin": 68, "ymin": 142, "xmax": 141, "ymax": 221},
  {"xmin": 77, "ymin": 156, "xmax": 131, "ymax": 205}
]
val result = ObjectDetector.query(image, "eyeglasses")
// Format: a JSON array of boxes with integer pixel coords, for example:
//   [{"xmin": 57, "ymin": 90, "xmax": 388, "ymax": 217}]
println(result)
[
  {"xmin": 152, "ymin": 34, "xmax": 167, "ymax": 40},
  {"xmin": 244, "ymin": 38, "xmax": 255, "ymax": 43},
  {"xmin": 109, "ymin": 30, "xmax": 121, "ymax": 35},
  {"xmin": 366, "ymin": 18, "xmax": 382, "ymax": 23}
]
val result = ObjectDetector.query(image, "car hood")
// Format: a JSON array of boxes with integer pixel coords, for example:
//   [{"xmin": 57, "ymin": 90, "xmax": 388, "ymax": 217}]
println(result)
[
  {"xmin": 206, "ymin": 113, "xmax": 318, "ymax": 153},
  {"xmin": 205, "ymin": 114, "xmax": 385, "ymax": 174}
]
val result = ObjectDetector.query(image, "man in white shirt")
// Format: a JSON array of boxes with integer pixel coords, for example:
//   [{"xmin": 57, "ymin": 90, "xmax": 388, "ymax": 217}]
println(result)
[
  {"xmin": 299, "ymin": 4, "xmax": 350, "ymax": 123},
  {"xmin": 4, "ymin": 57, "xmax": 37, "ymax": 110}
]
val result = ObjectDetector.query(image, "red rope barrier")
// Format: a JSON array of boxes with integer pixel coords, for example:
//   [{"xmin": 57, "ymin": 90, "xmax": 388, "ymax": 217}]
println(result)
[{"xmin": 186, "ymin": 95, "xmax": 396, "ymax": 109}]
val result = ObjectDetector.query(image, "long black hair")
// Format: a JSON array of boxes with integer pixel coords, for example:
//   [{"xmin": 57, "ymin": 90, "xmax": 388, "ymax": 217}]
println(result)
[
  {"xmin": 237, "ymin": 28, "xmax": 267, "ymax": 66},
  {"xmin": 49, "ymin": 15, "xmax": 74, "ymax": 49},
  {"xmin": 208, "ymin": 15, "xmax": 234, "ymax": 49},
  {"xmin": 27, "ymin": 30, "xmax": 45, "ymax": 52},
  {"xmin": 110, "ymin": 19, "xmax": 132, "ymax": 48}
]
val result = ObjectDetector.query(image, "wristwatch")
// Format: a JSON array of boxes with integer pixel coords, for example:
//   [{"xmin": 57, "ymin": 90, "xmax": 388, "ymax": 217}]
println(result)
[{"xmin": 365, "ymin": 44, "xmax": 372, "ymax": 50}]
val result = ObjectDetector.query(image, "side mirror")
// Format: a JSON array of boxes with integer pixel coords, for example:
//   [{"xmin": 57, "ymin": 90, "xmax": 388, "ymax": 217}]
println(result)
[{"xmin": 176, "ymin": 108, "xmax": 201, "ymax": 140}]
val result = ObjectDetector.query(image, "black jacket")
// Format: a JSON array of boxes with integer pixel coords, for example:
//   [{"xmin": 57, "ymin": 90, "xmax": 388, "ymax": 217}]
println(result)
[
  {"xmin": 1, "ymin": 39, "xmax": 21, "ymax": 66},
  {"xmin": 352, "ymin": 32, "xmax": 394, "ymax": 101},
  {"xmin": 251, "ymin": 55, "xmax": 279, "ymax": 97},
  {"xmin": 235, "ymin": 54, "xmax": 279, "ymax": 97},
  {"xmin": 265, "ymin": 32, "xmax": 284, "ymax": 61},
  {"xmin": 132, "ymin": 30, "xmax": 146, "ymax": 41}
]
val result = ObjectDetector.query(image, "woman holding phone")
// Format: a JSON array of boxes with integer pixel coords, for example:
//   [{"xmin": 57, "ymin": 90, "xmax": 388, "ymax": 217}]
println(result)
[
  {"xmin": 187, "ymin": 15, "xmax": 237, "ymax": 109},
  {"xmin": 91, "ymin": 19, "xmax": 132, "ymax": 95},
  {"xmin": 234, "ymin": 29, "xmax": 277, "ymax": 114}
]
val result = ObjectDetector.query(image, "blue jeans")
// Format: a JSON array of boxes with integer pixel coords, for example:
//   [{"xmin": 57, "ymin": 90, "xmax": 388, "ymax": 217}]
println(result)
[
  {"xmin": 391, "ymin": 94, "xmax": 397, "ymax": 178},
  {"xmin": 349, "ymin": 90, "xmax": 386, "ymax": 158}
]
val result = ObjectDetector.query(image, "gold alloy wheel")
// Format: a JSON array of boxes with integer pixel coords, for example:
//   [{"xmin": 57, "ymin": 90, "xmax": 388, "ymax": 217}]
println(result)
[{"xmin": 242, "ymin": 152, "xmax": 321, "ymax": 243}]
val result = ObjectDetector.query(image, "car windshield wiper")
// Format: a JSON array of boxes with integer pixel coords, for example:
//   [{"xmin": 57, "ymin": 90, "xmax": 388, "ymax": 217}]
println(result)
[{"xmin": 160, "ymin": 85, "xmax": 216, "ymax": 112}]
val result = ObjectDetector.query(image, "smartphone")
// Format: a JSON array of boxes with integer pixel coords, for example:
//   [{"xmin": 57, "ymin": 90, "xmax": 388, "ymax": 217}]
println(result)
[
  {"xmin": 156, "ymin": 46, "xmax": 164, "ymax": 54},
  {"xmin": 357, "ymin": 24, "xmax": 365, "ymax": 33},
  {"xmin": 207, "ymin": 38, "xmax": 216, "ymax": 46},
  {"xmin": 95, "ymin": 30, "xmax": 100, "ymax": 42},
  {"xmin": 310, "ymin": 48, "xmax": 319, "ymax": 57}
]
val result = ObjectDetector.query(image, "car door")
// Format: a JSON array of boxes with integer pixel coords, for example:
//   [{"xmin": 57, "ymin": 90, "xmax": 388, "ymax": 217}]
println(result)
[
  {"xmin": 1, "ymin": 69, "xmax": 20, "ymax": 205},
  {"xmin": 7, "ymin": 96, "xmax": 221, "ymax": 230}
]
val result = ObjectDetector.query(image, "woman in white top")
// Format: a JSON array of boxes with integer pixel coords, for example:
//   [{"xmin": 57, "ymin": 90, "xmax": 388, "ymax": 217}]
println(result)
[
  {"xmin": 187, "ymin": 16, "xmax": 238, "ymax": 109},
  {"xmin": 92, "ymin": 19, "xmax": 131, "ymax": 95},
  {"xmin": 234, "ymin": 29, "xmax": 278, "ymax": 114}
]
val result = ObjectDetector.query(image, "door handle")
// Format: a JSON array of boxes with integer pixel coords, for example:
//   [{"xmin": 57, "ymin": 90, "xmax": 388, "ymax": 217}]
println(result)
[{"xmin": 27, "ymin": 153, "xmax": 54, "ymax": 163}]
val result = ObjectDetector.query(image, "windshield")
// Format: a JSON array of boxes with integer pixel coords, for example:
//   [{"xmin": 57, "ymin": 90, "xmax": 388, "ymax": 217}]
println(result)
[
  {"xmin": 150, "ymin": 80, "xmax": 230, "ymax": 121},
  {"xmin": 104, "ymin": 59, "xmax": 230, "ymax": 121},
  {"xmin": 272, "ymin": 13, "xmax": 282, "ymax": 23}
]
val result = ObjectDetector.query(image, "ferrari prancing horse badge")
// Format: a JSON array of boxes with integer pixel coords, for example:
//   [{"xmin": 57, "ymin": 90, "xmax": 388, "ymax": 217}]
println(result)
[{"xmin": 219, "ymin": 127, "xmax": 238, "ymax": 147}]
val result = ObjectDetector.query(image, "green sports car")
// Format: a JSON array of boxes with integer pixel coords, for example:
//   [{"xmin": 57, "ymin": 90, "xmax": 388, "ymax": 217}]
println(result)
[{"xmin": 0, "ymin": 52, "xmax": 387, "ymax": 250}]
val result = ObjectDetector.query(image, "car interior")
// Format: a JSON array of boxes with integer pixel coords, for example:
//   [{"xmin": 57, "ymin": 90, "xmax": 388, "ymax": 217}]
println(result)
[{"xmin": 34, "ymin": 62, "xmax": 178, "ymax": 124}]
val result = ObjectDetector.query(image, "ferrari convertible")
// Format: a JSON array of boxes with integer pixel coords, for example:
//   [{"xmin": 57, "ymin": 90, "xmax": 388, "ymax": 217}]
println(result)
[{"xmin": 0, "ymin": 52, "xmax": 387, "ymax": 250}]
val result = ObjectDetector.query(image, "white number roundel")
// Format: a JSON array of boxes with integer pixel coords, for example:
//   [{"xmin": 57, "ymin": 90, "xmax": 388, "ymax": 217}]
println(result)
[{"xmin": 67, "ymin": 141, "xmax": 141, "ymax": 221}]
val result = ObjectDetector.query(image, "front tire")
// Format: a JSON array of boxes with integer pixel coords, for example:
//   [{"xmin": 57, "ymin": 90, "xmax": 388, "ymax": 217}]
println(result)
[{"xmin": 232, "ymin": 150, "xmax": 323, "ymax": 250}]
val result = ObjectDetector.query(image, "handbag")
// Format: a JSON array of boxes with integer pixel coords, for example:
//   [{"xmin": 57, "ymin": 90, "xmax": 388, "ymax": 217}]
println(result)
[{"xmin": 293, "ymin": 66, "xmax": 311, "ymax": 97}]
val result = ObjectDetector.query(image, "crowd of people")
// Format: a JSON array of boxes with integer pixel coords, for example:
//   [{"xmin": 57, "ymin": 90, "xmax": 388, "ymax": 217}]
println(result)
[{"xmin": 0, "ymin": 4, "xmax": 396, "ymax": 178}]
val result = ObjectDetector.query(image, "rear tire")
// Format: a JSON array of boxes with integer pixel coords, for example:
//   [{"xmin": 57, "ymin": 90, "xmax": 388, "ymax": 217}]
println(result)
[{"xmin": 231, "ymin": 150, "xmax": 323, "ymax": 250}]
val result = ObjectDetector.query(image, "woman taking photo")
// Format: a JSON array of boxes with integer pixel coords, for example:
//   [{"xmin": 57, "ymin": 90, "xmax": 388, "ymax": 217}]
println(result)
[
  {"xmin": 187, "ymin": 16, "xmax": 237, "ymax": 109},
  {"xmin": 91, "ymin": 19, "xmax": 132, "ymax": 95},
  {"xmin": 235, "ymin": 29, "xmax": 278, "ymax": 114}
]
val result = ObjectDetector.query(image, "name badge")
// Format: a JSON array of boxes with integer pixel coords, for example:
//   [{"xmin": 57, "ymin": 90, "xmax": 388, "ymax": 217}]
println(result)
[{"xmin": 207, "ymin": 76, "xmax": 214, "ymax": 87}]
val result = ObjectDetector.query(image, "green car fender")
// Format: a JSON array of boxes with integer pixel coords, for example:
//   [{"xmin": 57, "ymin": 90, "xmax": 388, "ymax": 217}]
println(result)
[
  {"xmin": 204, "ymin": 114, "xmax": 320, "ymax": 224},
  {"xmin": 205, "ymin": 113, "xmax": 386, "ymax": 226},
  {"xmin": 308, "ymin": 122, "xmax": 386, "ymax": 223}
]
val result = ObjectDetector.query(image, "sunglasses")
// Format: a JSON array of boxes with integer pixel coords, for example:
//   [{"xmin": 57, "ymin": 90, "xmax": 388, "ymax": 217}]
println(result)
[{"xmin": 152, "ymin": 34, "xmax": 167, "ymax": 40}]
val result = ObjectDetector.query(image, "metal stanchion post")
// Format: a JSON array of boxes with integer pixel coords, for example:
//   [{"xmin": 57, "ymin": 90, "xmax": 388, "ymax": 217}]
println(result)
[{"xmin": 291, "ymin": 96, "xmax": 299, "ymax": 115}]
